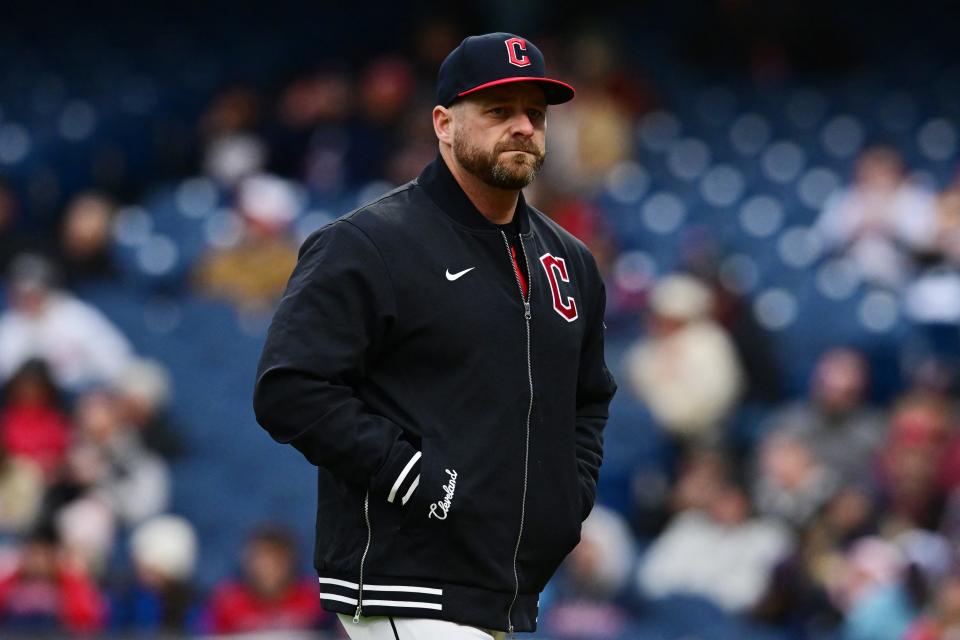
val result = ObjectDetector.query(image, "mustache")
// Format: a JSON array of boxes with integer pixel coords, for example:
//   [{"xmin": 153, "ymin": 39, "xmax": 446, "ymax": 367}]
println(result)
[{"xmin": 495, "ymin": 140, "xmax": 542, "ymax": 154}]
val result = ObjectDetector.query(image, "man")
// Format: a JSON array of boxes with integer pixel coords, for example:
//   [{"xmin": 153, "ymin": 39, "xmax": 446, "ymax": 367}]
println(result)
[{"xmin": 254, "ymin": 32, "xmax": 616, "ymax": 639}]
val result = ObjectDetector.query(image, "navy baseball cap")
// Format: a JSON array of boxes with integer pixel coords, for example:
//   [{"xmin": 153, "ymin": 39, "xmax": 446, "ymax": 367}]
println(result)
[{"xmin": 436, "ymin": 32, "xmax": 575, "ymax": 107}]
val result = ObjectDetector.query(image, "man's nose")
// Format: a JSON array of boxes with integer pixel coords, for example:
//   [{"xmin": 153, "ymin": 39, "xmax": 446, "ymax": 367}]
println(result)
[{"xmin": 510, "ymin": 112, "xmax": 535, "ymax": 137}]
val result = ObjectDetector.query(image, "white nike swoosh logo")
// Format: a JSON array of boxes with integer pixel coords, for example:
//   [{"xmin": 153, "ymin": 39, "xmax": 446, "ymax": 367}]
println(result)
[{"xmin": 445, "ymin": 267, "xmax": 475, "ymax": 281}]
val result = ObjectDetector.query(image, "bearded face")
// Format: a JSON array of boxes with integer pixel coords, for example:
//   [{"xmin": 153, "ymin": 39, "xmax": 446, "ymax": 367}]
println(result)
[{"xmin": 452, "ymin": 126, "xmax": 545, "ymax": 190}]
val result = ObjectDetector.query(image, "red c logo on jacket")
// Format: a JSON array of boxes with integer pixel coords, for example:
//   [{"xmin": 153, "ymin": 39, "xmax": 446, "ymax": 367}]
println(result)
[{"xmin": 540, "ymin": 253, "xmax": 578, "ymax": 322}]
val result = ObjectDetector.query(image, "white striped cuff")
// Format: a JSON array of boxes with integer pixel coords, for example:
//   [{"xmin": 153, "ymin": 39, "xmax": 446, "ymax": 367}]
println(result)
[{"xmin": 387, "ymin": 451, "xmax": 421, "ymax": 505}]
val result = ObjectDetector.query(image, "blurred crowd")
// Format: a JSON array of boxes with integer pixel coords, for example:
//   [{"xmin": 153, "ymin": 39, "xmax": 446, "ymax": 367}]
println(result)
[
  {"xmin": 1, "ymin": 16, "xmax": 960, "ymax": 640},
  {"xmin": 0, "ymin": 252, "xmax": 335, "ymax": 635},
  {"xmin": 547, "ymin": 144, "xmax": 960, "ymax": 639}
]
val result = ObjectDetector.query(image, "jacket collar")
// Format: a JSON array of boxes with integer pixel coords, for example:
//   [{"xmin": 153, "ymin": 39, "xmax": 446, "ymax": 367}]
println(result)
[{"xmin": 416, "ymin": 153, "xmax": 531, "ymax": 234}]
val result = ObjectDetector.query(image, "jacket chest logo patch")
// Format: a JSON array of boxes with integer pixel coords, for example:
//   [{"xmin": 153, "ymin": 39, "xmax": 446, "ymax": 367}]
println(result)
[
  {"xmin": 539, "ymin": 253, "xmax": 579, "ymax": 322},
  {"xmin": 428, "ymin": 469, "xmax": 458, "ymax": 520}
]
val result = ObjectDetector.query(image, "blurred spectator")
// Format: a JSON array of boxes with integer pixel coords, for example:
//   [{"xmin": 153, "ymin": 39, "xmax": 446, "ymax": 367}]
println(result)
[
  {"xmin": 0, "ymin": 359, "xmax": 70, "ymax": 478},
  {"xmin": 935, "ymin": 178, "xmax": 960, "ymax": 267},
  {"xmin": 202, "ymin": 86, "xmax": 262, "ymax": 139},
  {"xmin": 69, "ymin": 390, "xmax": 170, "ymax": 527},
  {"xmin": 546, "ymin": 86, "xmax": 633, "ymax": 194},
  {"xmin": 359, "ymin": 56, "xmax": 415, "ymax": 126},
  {"xmin": 42, "ymin": 451, "xmax": 116, "ymax": 573},
  {"xmin": 563, "ymin": 31, "xmax": 657, "ymax": 117},
  {"xmin": 752, "ymin": 433, "xmax": 840, "ymax": 529},
  {"xmin": 410, "ymin": 19, "xmax": 460, "ymax": 81},
  {"xmin": 765, "ymin": 348, "xmax": 885, "ymax": 484},
  {"xmin": 876, "ymin": 395, "xmax": 954, "ymax": 531},
  {"xmin": 272, "ymin": 68, "xmax": 352, "ymax": 185},
  {"xmin": 201, "ymin": 86, "xmax": 267, "ymax": 187},
  {"xmin": 628, "ymin": 450, "xmax": 729, "ymax": 541},
  {"xmin": 815, "ymin": 146, "xmax": 938, "ymax": 288},
  {"xmin": 903, "ymin": 180, "xmax": 960, "ymax": 334},
  {"xmin": 835, "ymin": 537, "xmax": 919, "ymax": 640},
  {"xmin": 53, "ymin": 496, "xmax": 116, "ymax": 578},
  {"xmin": 0, "ymin": 254, "xmax": 134, "ymax": 391},
  {"xmin": 752, "ymin": 485, "xmax": 878, "ymax": 635},
  {"xmin": 0, "ymin": 180, "xmax": 34, "ymax": 274},
  {"xmin": 751, "ymin": 552, "xmax": 842, "ymax": 636},
  {"xmin": 626, "ymin": 274, "xmax": 744, "ymax": 447},
  {"xmin": 804, "ymin": 485, "xmax": 879, "ymax": 583},
  {"xmin": 112, "ymin": 358, "xmax": 185, "ymax": 458},
  {"xmin": 204, "ymin": 133, "xmax": 268, "ymax": 187},
  {"xmin": 907, "ymin": 573, "xmax": 960, "ymax": 639},
  {"xmin": 341, "ymin": 56, "xmax": 416, "ymax": 186},
  {"xmin": 40, "ymin": 390, "xmax": 169, "ymax": 547},
  {"xmin": 537, "ymin": 186, "xmax": 618, "ymax": 276},
  {"xmin": 544, "ymin": 34, "xmax": 644, "ymax": 193},
  {"xmin": 204, "ymin": 525, "xmax": 328, "ymax": 633},
  {"xmin": 384, "ymin": 101, "xmax": 442, "ymax": 186},
  {"xmin": 680, "ymin": 229, "xmax": 785, "ymax": 406},
  {"xmin": 670, "ymin": 449, "xmax": 730, "ymax": 514},
  {"xmin": 544, "ymin": 506, "xmax": 638, "ymax": 638},
  {"xmin": 0, "ymin": 444, "xmax": 44, "ymax": 538},
  {"xmin": 0, "ymin": 524, "xmax": 106, "ymax": 634},
  {"xmin": 111, "ymin": 515, "xmax": 200, "ymax": 634},
  {"xmin": 193, "ymin": 174, "xmax": 300, "ymax": 312},
  {"xmin": 292, "ymin": 56, "xmax": 418, "ymax": 191},
  {"xmin": 638, "ymin": 481, "xmax": 792, "ymax": 612},
  {"xmin": 904, "ymin": 357, "xmax": 958, "ymax": 409},
  {"xmin": 56, "ymin": 191, "xmax": 118, "ymax": 285}
]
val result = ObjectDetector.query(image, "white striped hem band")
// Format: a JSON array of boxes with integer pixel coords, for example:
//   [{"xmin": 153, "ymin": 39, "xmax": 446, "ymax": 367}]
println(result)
[
  {"xmin": 319, "ymin": 593, "xmax": 442, "ymax": 610},
  {"xmin": 318, "ymin": 577, "xmax": 443, "ymax": 611},
  {"xmin": 318, "ymin": 577, "xmax": 442, "ymax": 595}
]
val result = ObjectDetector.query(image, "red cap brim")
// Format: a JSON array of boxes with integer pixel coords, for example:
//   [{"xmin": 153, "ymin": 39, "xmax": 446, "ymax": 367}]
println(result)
[{"xmin": 456, "ymin": 76, "xmax": 575, "ymax": 104}]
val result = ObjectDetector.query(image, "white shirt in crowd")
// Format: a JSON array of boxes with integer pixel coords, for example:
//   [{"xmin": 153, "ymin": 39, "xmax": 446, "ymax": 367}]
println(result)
[
  {"xmin": 814, "ymin": 182, "xmax": 938, "ymax": 287},
  {"xmin": 626, "ymin": 321, "xmax": 744, "ymax": 443},
  {"xmin": 0, "ymin": 292, "xmax": 133, "ymax": 390},
  {"xmin": 638, "ymin": 510, "xmax": 792, "ymax": 612}
]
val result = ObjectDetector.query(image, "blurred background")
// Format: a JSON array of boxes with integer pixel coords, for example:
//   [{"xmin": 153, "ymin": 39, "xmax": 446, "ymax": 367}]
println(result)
[{"xmin": 2, "ymin": 1, "xmax": 960, "ymax": 638}]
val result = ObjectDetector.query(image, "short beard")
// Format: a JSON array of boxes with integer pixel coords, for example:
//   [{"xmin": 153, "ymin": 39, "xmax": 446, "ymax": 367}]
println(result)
[{"xmin": 453, "ymin": 129, "xmax": 545, "ymax": 190}]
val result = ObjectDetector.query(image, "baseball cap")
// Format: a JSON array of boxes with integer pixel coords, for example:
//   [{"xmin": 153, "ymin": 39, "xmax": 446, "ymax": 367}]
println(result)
[{"xmin": 436, "ymin": 32, "xmax": 575, "ymax": 107}]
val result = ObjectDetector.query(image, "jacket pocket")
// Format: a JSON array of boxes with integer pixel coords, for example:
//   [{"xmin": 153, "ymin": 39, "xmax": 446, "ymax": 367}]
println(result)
[
  {"xmin": 517, "ymin": 451, "xmax": 584, "ymax": 591},
  {"xmin": 394, "ymin": 435, "xmax": 517, "ymax": 591}
]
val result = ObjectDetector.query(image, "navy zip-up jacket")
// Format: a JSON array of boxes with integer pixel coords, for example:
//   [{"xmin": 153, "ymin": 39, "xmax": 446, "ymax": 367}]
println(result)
[{"xmin": 253, "ymin": 155, "xmax": 617, "ymax": 632}]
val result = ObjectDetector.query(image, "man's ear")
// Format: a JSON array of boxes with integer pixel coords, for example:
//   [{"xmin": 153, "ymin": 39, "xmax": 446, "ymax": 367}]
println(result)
[{"xmin": 433, "ymin": 105, "xmax": 454, "ymax": 146}]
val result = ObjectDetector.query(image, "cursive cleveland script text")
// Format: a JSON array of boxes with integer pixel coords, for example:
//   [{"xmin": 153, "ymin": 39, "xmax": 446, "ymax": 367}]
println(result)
[{"xmin": 428, "ymin": 469, "xmax": 458, "ymax": 520}]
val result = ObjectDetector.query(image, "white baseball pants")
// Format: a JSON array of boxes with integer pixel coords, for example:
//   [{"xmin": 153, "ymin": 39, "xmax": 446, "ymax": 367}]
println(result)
[{"xmin": 337, "ymin": 614, "xmax": 507, "ymax": 640}]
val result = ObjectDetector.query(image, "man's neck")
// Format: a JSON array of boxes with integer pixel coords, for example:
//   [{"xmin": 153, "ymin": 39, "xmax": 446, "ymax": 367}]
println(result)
[{"xmin": 439, "ymin": 146, "xmax": 519, "ymax": 225}]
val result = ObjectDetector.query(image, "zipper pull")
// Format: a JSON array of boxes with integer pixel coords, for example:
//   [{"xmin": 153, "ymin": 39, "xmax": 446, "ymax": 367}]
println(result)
[
  {"xmin": 353, "ymin": 605, "xmax": 361, "ymax": 624},
  {"xmin": 523, "ymin": 302, "xmax": 531, "ymax": 320}
]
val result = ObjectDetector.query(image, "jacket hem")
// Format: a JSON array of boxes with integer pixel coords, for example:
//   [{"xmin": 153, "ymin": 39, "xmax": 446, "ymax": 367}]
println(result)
[{"xmin": 317, "ymin": 573, "xmax": 540, "ymax": 632}]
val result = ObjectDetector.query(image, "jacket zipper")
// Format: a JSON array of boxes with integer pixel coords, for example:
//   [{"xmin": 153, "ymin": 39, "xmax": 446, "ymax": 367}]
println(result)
[
  {"xmin": 353, "ymin": 490, "xmax": 372, "ymax": 623},
  {"xmin": 500, "ymin": 230, "xmax": 533, "ymax": 637}
]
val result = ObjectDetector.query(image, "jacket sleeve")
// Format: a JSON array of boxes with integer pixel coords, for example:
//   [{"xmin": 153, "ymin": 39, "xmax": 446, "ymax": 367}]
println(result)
[
  {"xmin": 253, "ymin": 219, "xmax": 421, "ymax": 506},
  {"xmin": 574, "ymin": 268, "xmax": 617, "ymax": 521}
]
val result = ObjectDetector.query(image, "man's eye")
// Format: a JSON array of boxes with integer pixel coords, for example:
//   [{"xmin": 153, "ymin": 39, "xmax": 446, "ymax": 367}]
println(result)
[
  {"xmin": 528, "ymin": 110, "xmax": 545, "ymax": 121},
  {"xmin": 489, "ymin": 107, "xmax": 507, "ymax": 116}
]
